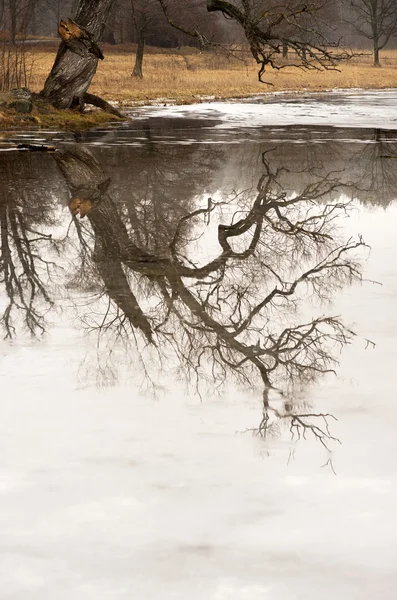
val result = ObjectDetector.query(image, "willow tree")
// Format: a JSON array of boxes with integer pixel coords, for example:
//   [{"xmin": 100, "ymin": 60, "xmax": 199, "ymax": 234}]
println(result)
[{"xmin": 41, "ymin": 0, "xmax": 121, "ymax": 115}]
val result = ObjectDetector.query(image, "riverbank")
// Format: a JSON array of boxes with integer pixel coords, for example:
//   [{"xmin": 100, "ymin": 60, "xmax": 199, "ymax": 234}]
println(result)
[
  {"xmin": 27, "ymin": 43, "xmax": 397, "ymax": 106},
  {"xmin": 0, "ymin": 94, "xmax": 121, "ymax": 131},
  {"xmin": 1, "ymin": 42, "xmax": 397, "ymax": 132}
]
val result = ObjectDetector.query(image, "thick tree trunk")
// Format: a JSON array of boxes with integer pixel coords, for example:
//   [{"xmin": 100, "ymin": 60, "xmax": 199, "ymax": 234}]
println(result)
[
  {"xmin": 132, "ymin": 28, "xmax": 145, "ymax": 78},
  {"xmin": 41, "ymin": 0, "xmax": 114, "ymax": 109}
]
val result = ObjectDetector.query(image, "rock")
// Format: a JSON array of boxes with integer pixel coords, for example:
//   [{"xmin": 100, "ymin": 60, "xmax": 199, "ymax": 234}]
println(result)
[
  {"xmin": 0, "ymin": 88, "xmax": 32, "ymax": 114},
  {"xmin": 17, "ymin": 144, "xmax": 56, "ymax": 152}
]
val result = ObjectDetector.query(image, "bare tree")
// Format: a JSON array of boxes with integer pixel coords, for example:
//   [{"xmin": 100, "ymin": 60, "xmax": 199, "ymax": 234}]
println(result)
[
  {"xmin": 159, "ymin": 0, "xmax": 353, "ymax": 81},
  {"xmin": 130, "ymin": 0, "xmax": 162, "ymax": 77},
  {"xmin": 1, "ymin": 0, "xmax": 35, "ymax": 43},
  {"xmin": 347, "ymin": 0, "xmax": 397, "ymax": 66},
  {"xmin": 39, "ymin": 0, "xmax": 355, "ymax": 111}
]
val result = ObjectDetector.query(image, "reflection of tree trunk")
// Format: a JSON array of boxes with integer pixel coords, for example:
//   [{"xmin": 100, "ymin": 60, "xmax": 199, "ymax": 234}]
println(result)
[
  {"xmin": 53, "ymin": 146, "xmax": 154, "ymax": 342},
  {"xmin": 41, "ymin": 0, "xmax": 113, "ymax": 109},
  {"xmin": 282, "ymin": 42, "xmax": 288, "ymax": 59},
  {"xmin": 132, "ymin": 27, "xmax": 145, "ymax": 78}
]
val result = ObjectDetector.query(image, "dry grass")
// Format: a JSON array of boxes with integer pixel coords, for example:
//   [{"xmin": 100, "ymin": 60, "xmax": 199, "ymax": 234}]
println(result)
[
  {"xmin": 0, "ymin": 95, "xmax": 121, "ymax": 130},
  {"xmin": 21, "ymin": 43, "xmax": 397, "ymax": 105}
]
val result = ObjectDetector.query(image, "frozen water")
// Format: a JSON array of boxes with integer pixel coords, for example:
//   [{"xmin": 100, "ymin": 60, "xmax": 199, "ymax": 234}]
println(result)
[{"xmin": 135, "ymin": 89, "xmax": 397, "ymax": 131}]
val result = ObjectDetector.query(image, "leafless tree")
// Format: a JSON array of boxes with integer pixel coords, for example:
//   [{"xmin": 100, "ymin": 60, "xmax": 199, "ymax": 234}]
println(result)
[
  {"xmin": 3, "ymin": 0, "xmax": 35, "ymax": 43},
  {"xmin": 41, "ymin": 0, "xmax": 122, "ymax": 115},
  {"xmin": 347, "ymin": 0, "xmax": 397, "ymax": 66},
  {"xmin": 159, "ymin": 0, "xmax": 353, "ymax": 82},
  {"xmin": 130, "ymin": 0, "xmax": 162, "ymax": 77}
]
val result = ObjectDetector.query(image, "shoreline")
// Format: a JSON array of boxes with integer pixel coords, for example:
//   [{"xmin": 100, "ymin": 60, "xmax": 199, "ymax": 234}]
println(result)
[
  {"xmin": 114, "ymin": 85, "xmax": 397, "ymax": 108},
  {"xmin": 1, "ymin": 86, "xmax": 396, "ymax": 133}
]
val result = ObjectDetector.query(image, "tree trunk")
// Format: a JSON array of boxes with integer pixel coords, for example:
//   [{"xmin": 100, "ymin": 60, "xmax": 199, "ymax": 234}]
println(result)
[
  {"xmin": 132, "ymin": 28, "xmax": 145, "ymax": 78},
  {"xmin": 30, "ymin": 4, "xmax": 37, "ymax": 37},
  {"xmin": 374, "ymin": 41, "xmax": 380, "ymax": 67},
  {"xmin": 9, "ymin": 0, "xmax": 17, "ymax": 44},
  {"xmin": 282, "ymin": 42, "xmax": 288, "ymax": 59},
  {"xmin": 41, "ymin": 0, "xmax": 114, "ymax": 109}
]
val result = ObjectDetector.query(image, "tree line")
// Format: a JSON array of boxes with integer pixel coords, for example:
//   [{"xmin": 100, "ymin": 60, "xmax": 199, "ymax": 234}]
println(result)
[{"xmin": 1, "ymin": 1, "xmax": 397, "ymax": 67}]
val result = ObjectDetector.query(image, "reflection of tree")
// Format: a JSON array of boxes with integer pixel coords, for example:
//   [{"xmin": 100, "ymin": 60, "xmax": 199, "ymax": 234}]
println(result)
[
  {"xmin": 54, "ymin": 145, "xmax": 365, "ymax": 448},
  {"xmin": 215, "ymin": 127, "xmax": 397, "ymax": 208},
  {"xmin": 350, "ymin": 129, "xmax": 397, "ymax": 205},
  {"xmin": 0, "ymin": 153, "xmax": 62, "ymax": 337},
  {"xmin": 97, "ymin": 121, "xmax": 220, "ymax": 252}
]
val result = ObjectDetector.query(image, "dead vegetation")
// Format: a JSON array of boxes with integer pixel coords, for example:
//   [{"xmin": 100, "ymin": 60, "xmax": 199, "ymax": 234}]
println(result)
[
  {"xmin": 25, "ymin": 43, "xmax": 397, "ymax": 105},
  {"xmin": 0, "ymin": 95, "xmax": 121, "ymax": 130}
]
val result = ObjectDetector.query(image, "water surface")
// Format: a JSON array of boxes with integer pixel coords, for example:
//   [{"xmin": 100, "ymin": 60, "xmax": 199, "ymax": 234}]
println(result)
[{"xmin": 1, "ymin": 98, "xmax": 397, "ymax": 599}]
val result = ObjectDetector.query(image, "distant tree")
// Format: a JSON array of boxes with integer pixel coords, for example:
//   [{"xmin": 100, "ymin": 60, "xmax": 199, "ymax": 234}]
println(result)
[
  {"xmin": 3, "ymin": 0, "xmax": 35, "ymax": 43},
  {"xmin": 130, "ymin": 0, "xmax": 162, "ymax": 78},
  {"xmin": 38, "ymin": 0, "xmax": 74, "ymax": 37},
  {"xmin": 347, "ymin": 0, "xmax": 397, "ymax": 66},
  {"xmin": 0, "ymin": 0, "xmax": 5, "ymax": 25},
  {"xmin": 159, "ymin": 0, "xmax": 353, "ymax": 81}
]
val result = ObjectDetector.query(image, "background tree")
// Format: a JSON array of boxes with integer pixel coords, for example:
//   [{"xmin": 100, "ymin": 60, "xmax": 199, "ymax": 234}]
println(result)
[
  {"xmin": 159, "ymin": 0, "xmax": 353, "ymax": 81},
  {"xmin": 130, "ymin": 0, "xmax": 162, "ymax": 78},
  {"xmin": 37, "ymin": 0, "xmax": 74, "ymax": 37},
  {"xmin": 1, "ymin": 0, "xmax": 35, "ymax": 43},
  {"xmin": 347, "ymin": 0, "xmax": 397, "ymax": 66}
]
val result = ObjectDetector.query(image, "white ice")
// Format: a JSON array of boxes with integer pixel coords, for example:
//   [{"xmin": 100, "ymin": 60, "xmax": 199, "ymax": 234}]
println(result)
[{"xmin": 135, "ymin": 89, "xmax": 397, "ymax": 131}]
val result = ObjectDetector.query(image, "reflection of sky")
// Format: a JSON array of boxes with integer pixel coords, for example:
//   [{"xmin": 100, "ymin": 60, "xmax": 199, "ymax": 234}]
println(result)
[
  {"xmin": 1, "ymin": 106, "xmax": 397, "ymax": 598},
  {"xmin": 1, "ymin": 199, "xmax": 397, "ymax": 597}
]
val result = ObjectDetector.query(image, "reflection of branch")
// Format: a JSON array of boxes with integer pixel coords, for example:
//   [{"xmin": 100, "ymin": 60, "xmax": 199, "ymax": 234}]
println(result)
[
  {"xmin": 53, "ymin": 145, "xmax": 366, "ymax": 455},
  {"xmin": 234, "ymin": 239, "xmax": 363, "ymax": 336},
  {"xmin": 286, "ymin": 412, "xmax": 341, "ymax": 450}
]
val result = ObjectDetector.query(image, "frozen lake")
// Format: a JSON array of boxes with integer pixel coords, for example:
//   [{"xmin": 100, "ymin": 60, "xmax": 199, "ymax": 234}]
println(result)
[{"xmin": 1, "ymin": 91, "xmax": 397, "ymax": 599}]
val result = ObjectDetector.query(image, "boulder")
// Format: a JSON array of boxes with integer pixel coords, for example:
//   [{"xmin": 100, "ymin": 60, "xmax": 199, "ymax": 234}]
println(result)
[{"xmin": 0, "ymin": 88, "xmax": 32, "ymax": 114}]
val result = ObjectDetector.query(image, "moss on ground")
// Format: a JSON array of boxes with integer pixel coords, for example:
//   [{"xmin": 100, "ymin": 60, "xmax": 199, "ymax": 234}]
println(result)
[{"xmin": 0, "ymin": 95, "xmax": 123, "ymax": 132}]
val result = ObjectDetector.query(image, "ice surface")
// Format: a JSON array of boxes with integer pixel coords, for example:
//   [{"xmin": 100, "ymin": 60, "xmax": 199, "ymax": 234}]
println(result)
[{"xmin": 135, "ymin": 89, "xmax": 397, "ymax": 131}]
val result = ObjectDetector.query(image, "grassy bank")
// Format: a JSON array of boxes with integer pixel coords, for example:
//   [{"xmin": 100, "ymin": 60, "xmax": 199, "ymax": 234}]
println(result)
[
  {"xmin": 0, "ymin": 95, "xmax": 121, "ymax": 130},
  {"xmin": 26, "ymin": 43, "xmax": 397, "ymax": 106},
  {"xmin": 1, "ymin": 43, "xmax": 397, "ymax": 131}
]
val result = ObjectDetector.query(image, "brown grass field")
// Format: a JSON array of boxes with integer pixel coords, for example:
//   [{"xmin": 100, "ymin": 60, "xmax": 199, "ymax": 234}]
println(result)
[{"xmin": 14, "ymin": 43, "xmax": 397, "ymax": 105}]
